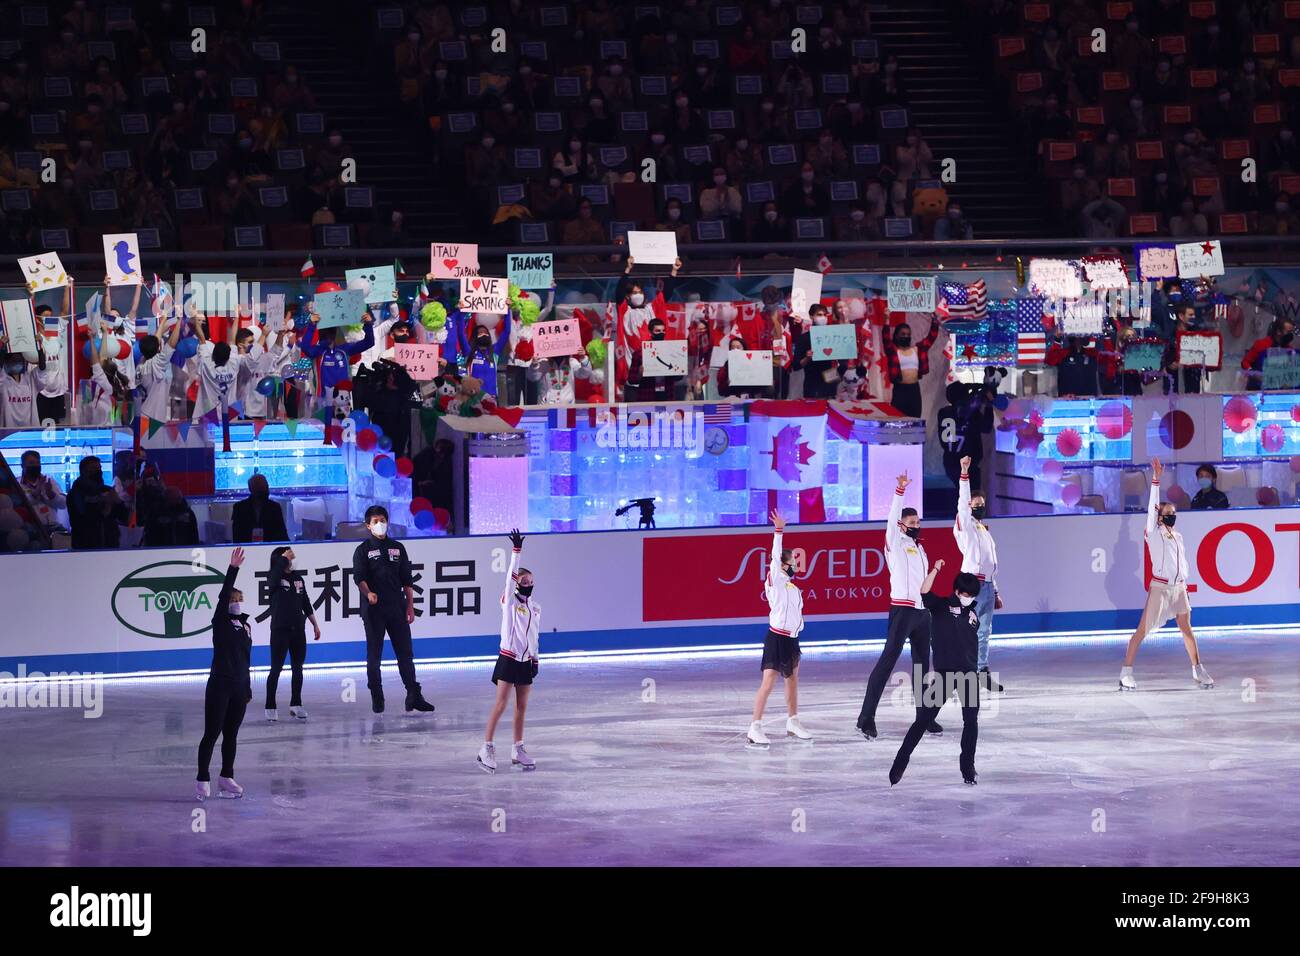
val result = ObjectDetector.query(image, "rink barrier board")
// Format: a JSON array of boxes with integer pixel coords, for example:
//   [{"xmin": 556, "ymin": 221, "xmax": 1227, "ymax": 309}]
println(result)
[{"xmin": 1, "ymin": 507, "xmax": 1298, "ymax": 677}]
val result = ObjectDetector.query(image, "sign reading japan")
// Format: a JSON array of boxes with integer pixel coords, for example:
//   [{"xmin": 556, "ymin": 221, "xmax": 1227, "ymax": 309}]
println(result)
[{"xmin": 887, "ymin": 276, "xmax": 935, "ymax": 312}]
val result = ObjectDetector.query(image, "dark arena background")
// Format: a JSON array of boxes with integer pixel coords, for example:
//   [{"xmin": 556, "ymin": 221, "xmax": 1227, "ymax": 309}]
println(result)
[{"xmin": 0, "ymin": 0, "xmax": 1295, "ymax": 938}]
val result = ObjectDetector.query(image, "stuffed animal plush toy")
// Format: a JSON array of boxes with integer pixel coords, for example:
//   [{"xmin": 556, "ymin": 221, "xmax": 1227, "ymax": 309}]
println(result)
[
  {"xmin": 836, "ymin": 366, "xmax": 864, "ymax": 402},
  {"xmin": 911, "ymin": 184, "xmax": 949, "ymax": 232}
]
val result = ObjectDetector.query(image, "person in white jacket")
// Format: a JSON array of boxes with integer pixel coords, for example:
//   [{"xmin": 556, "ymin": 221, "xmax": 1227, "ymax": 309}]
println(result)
[
  {"xmin": 856, "ymin": 471, "xmax": 940, "ymax": 740},
  {"xmin": 746, "ymin": 510, "xmax": 812, "ymax": 745},
  {"xmin": 1120, "ymin": 457, "xmax": 1214, "ymax": 690},
  {"xmin": 478, "ymin": 529, "xmax": 541, "ymax": 774},
  {"xmin": 955, "ymin": 455, "xmax": 1004, "ymax": 692},
  {"xmin": 136, "ymin": 315, "xmax": 182, "ymax": 422}
]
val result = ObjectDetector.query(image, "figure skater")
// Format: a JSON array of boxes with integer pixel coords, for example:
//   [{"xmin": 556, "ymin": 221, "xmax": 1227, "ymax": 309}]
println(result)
[
  {"xmin": 477, "ymin": 529, "xmax": 541, "ymax": 773},
  {"xmin": 746, "ymin": 510, "xmax": 812, "ymax": 745},
  {"xmin": 196, "ymin": 547, "xmax": 252, "ymax": 800},
  {"xmin": 1119, "ymin": 458, "xmax": 1215, "ymax": 691},
  {"xmin": 856, "ymin": 471, "xmax": 940, "ymax": 740},
  {"xmin": 889, "ymin": 562, "xmax": 982, "ymax": 787},
  {"xmin": 954, "ymin": 455, "xmax": 1004, "ymax": 692},
  {"xmin": 264, "ymin": 546, "xmax": 321, "ymax": 721}
]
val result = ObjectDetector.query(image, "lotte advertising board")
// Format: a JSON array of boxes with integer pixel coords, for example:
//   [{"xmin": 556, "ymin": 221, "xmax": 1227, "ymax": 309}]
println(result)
[{"xmin": 1, "ymin": 509, "xmax": 1297, "ymax": 675}]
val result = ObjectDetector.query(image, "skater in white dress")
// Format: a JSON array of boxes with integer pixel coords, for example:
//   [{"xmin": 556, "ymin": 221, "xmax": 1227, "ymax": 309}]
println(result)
[{"xmin": 746, "ymin": 510, "xmax": 812, "ymax": 745}]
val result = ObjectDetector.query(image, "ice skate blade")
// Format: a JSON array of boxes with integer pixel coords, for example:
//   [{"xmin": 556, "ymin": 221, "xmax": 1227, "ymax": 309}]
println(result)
[
  {"xmin": 217, "ymin": 791, "xmax": 242, "ymax": 800},
  {"xmin": 512, "ymin": 761, "xmax": 537, "ymax": 771},
  {"xmin": 786, "ymin": 732, "xmax": 813, "ymax": 742},
  {"xmin": 1118, "ymin": 683, "xmax": 1137, "ymax": 692},
  {"xmin": 476, "ymin": 759, "xmax": 496, "ymax": 774},
  {"xmin": 744, "ymin": 739, "xmax": 770, "ymax": 749},
  {"xmin": 1197, "ymin": 682, "xmax": 1215, "ymax": 689}
]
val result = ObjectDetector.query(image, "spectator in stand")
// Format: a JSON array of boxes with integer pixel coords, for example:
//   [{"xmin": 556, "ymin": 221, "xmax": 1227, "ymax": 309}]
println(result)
[
  {"xmin": 880, "ymin": 315, "xmax": 941, "ymax": 417},
  {"xmin": 1168, "ymin": 197, "xmax": 1209, "ymax": 238},
  {"xmin": 700, "ymin": 166, "xmax": 743, "ymax": 223},
  {"xmin": 751, "ymin": 201, "xmax": 789, "ymax": 242},
  {"xmin": 625, "ymin": 316, "xmax": 681, "ymax": 402},
  {"xmin": 1190, "ymin": 464, "xmax": 1230, "ymax": 511},
  {"xmin": 1060, "ymin": 165, "xmax": 1101, "ymax": 226},
  {"xmin": 1090, "ymin": 128, "xmax": 1132, "ymax": 177},
  {"xmin": 895, "ymin": 128, "xmax": 934, "ymax": 186},
  {"xmin": 1047, "ymin": 335, "xmax": 1100, "ymax": 397},
  {"xmin": 1163, "ymin": 303, "xmax": 1205, "ymax": 394},
  {"xmin": 1264, "ymin": 127, "xmax": 1298, "ymax": 174},
  {"xmin": 1143, "ymin": 58, "xmax": 1182, "ymax": 104},
  {"xmin": 794, "ymin": 304, "xmax": 845, "ymax": 400},
  {"xmin": 561, "ymin": 198, "xmax": 605, "ymax": 251},
  {"xmin": 1241, "ymin": 317, "xmax": 1296, "ymax": 390},
  {"xmin": 18, "ymin": 451, "xmax": 66, "ymax": 534},
  {"xmin": 1118, "ymin": 95, "xmax": 1156, "ymax": 140},
  {"xmin": 1260, "ymin": 194, "xmax": 1300, "ymax": 236},
  {"xmin": 144, "ymin": 485, "xmax": 200, "ymax": 547},
  {"xmin": 534, "ymin": 173, "xmax": 577, "ymax": 222},
  {"xmin": 934, "ymin": 201, "xmax": 974, "ymax": 240},
  {"xmin": 1200, "ymin": 88, "xmax": 1247, "ymax": 141},
  {"xmin": 1232, "ymin": 58, "xmax": 1269, "ymax": 105},
  {"xmin": 232, "ymin": 473, "xmax": 289, "ymax": 544},
  {"xmin": 1081, "ymin": 195, "xmax": 1127, "ymax": 238},
  {"xmin": 781, "ymin": 162, "xmax": 831, "ymax": 218},
  {"xmin": 1029, "ymin": 94, "xmax": 1072, "ymax": 145},
  {"xmin": 836, "ymin": 202, "xmax": 879, "ymax": 241},
  {"xmin": 67, "ymin": 455, "xmax": 126, "ymax": 550},
  {"xmin": 657, "ymin": 197, "xmax": 692, "ymax": 246}
]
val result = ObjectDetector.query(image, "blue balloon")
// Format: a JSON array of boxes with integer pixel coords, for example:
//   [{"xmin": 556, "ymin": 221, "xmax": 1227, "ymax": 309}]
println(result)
[
  {"xmin": 132, "ymin": 341, "xmax": 142, "ymax": 363},
  {"xmin": 176, "ymin": 336, "xmax": 199, "ymax": 360},
  {"xmin": 349, "ymin": 409, "xmax": 370, "ymax": 427},
  {"xmin": 378, "ymin": 436, "xmax": 393, "ymax": 452},
  {"xmin": 993, "ymin": 393, "xmax": 1010, "ymax": 411},
  {"xmin": 82, "ymin": 341, "xmax": 92, "ymax": 360},
  {"xmin": 413, "ymin": 509, "xmax": 435, "ymax": 530},
  {"xmin": 374, "ymin": 455, "xmax": 397, "ymax": 478}
]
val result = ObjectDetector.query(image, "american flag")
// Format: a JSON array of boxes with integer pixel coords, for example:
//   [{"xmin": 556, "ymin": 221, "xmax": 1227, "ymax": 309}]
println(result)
[
  {"xmin": 702, "ymin": 404, "xmax": 734, "ymax": 425},
  {"xmin": 1016, "ymin": 297, "xmax": 1048, "ymax": 365},
  {"xmin": 939, "ymin": 279, "xmax": 987, "ymax": 319}
]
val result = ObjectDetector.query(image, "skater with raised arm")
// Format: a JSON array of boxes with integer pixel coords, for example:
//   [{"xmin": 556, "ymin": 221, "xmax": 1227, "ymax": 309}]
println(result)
[
  {"xmin": 477, "ymin": 529, "xmax": 541, "ymax": 774},
  {"xmin": 746, "ymin": 510, "xmax": 812, "ymax": 746},
  {"xmin": 1119, "ymin": 458, "xmax": 1215, "ymax": 691},
  {"xmin": 856, "ymin": 471, "xmax": 940, "ymax": 740},
  {"xmin": 954, "ymin": 455, "xmax": 1004, "ymax": 692}
]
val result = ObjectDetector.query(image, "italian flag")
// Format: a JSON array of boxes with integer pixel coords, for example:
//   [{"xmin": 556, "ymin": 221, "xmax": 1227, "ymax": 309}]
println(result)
[{"xmin": 301, "ymin": 255, "xmax": 316, "ymax": 278}]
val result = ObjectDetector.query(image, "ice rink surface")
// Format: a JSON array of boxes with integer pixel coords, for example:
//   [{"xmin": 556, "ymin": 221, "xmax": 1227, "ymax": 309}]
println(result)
[{"xmin": 2, "ymin": 631, "xmax": 1298, "ymax": 867}]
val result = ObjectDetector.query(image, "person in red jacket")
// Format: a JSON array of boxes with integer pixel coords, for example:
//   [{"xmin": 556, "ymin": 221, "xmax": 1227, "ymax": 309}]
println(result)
[{"xmin": 1240, "ymin": 317, "xmax": 1295, "ymax": 390}]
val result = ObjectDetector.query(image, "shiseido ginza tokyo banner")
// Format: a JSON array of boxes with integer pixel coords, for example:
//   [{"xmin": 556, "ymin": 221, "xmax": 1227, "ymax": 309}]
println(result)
[{"xmin": 3, "ymin": 508, "xmax": 1297, "ymax": 675}]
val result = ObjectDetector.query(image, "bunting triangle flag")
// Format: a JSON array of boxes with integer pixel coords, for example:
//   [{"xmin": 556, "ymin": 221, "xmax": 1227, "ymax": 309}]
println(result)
[
  {"xmin": 177, "ymin": 421, "xmax": 192, "ymax": 441},
  {"xmin": 228, "ymin": 400, "xmax": 245, "ymax": 419},
  {"xmin": 146, "ymin": 416, "xmax": 166, "ymax": 438},
  {"xmin": 313, "ymin": 406, "xmax": 332, "ymax": 424},
  {"xmin": 284, "ymin": 418, "xmax": 300, "ymax": 438},
  {"xmin": 165, "ymin": 422, "xmax": 180, "ymax": 441},
  {"xmin": 252, "ymin": 419, "xmax": 268, "ymax": 438}
]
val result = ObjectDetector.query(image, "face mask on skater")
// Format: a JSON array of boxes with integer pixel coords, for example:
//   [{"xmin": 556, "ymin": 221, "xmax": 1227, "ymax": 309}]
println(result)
[
  {"xmin": 228, "ymin": 602, "xmax": 243, "ymax": 615},
  {"xmin": 516, "ymin": 584, "xmax": 534, "ymax": 598},
  {"xmin": 903, "ymin": 525, "xmax": 921, "ymax": 541},
  {"xmin": 958, "ymin": 594, "xmax": 976, "ymax": 607},
  {"xmin": 970, "ymin": 505, "xmax": 986, "ymax": 520},
  {"xmin": 369, "ymin": 520, "xmax": 388, "ymax": 538},
  {"xmin": 1161, "ymin": 513, "xmax": 1177, "ymax": 527}
]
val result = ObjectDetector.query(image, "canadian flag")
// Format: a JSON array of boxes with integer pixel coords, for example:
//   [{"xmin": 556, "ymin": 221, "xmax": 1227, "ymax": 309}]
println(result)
[
  {"xmin": 817, "ymin": 254, "xmax": 833, "ymax": 274},
  {"xmin": 747, "ymin": 400, "xmax": 827, "ymax": 493}
]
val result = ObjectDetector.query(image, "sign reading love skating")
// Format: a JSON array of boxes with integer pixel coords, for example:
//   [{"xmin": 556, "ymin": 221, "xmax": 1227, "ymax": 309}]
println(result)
[
  {"xmin": 430, "ymin": 242, "xmax": 480, "ymax": 279},
  {"xmin": 459, "ymin": 275, "xmax": 508, "ymax": 314},
  {"xmin": 887, "ymin": 276, "xmax": 936, "ymax": 312}
]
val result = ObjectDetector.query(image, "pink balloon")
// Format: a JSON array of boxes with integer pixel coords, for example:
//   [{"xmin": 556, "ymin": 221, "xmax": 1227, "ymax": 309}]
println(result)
[
  {"xmin": 1166, "ymin": 483, "xmax": 1189, "ymax": 507},
  {"xmin": 1042, "ymin": 459, "xmax": 1064, "ymax": 479},
  {"xmin": 1261, "ymin": 423, "xmax": 1286, "ymax": 453},
  {"xmin": 1060, "ymin": 483, "xmax": 1082, "ymax": 507},
  {"xmin": 1291, "ymin": 404, "xmax": 1300, "ymax": 424},
  {"xmin": 1055, "ymin": 427, "xmax": 1083, "ymax": 458},
  {"xmin": 1290, "ymin": 456, "xmax": 1300, "ymax": 474}
]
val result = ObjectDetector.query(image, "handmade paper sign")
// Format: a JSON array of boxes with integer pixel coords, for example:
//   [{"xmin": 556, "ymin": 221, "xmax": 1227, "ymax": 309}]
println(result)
[
  {"xmin": 264, "ymin": 293, "xmax": 286, "ymax": 329},
  {"xmin": 17, "ymin": 253, "xmax": 68, "ymax": 293},
  {"xmin": 459, "ymin": 275, "xmax": 509, "ymax": 314},
  {"xmin": 430, "ymin": 241, "xmax": 479, "ymax": 279},
  {"xmin": 727, "ymin": 349, "xmax": 774, "ymax": 386},
  {"xmin": 627, "ymin": 230, "xmax": 678, "ymax": 265},
  {"xmin": 314, "ymin": 289, "xmax": 366, "ymax": 329},
  {"xmin": 393, "ymin": 343, "xmax": 439, "ymax": 380},
  {"xmin": 1122, "ymin": 340, "xmax": 1164, "ymax": 371},
  {"xmin": 1028, "ymin": 258, "xmax": 1082, "ymax": 299},
  {"xmin": 346, "ymin": 265, "xmax": 398, "ymax": 304},
  {"xmin": 1081, "ymin": 255, "xmax": 1129, "ymax": 290},
  {"xmin": 1176, "ymin": 330, "xmax": 1222, "ymax": 369},
  {"xmin": 810, "ymin": 323, "xmax": 857, "ymax": 359},
  {"xmin": 887, "ymin": 276, "xmax": 936, "ymax": 312},
  {"xmin": 1136, "ymin": 244, "xmax": 1178, "ymax": 280},
  {"xmin": 790, "ymin": 268, "xmax": 822, "ymax": 321},
  {"xmin": 102, "ymin": 232, "xmax": 142, "ymax": 285},
  {"xmin": 0, "ymin": 298, "xmax": 39, "ymax": 355},
  {"xmin": 1060, "ymin": 299, "xmax": 1105, "ymax": 336},
  {"xmin": 532, "ymin": 317, "xmax": 582, "ymax": 358},
  {"xmin": 1262, "ymin": 349, "xmax": 1300, "ymax": 390},
  {"xmin": 1175, "ymin": 239, "xmax": 1225, "ymax": 277},
  {"xmin": 641, "ymin": 339, "xmax": 688, "ymax": 376},
  {"xmin": 709, "ymin": 344, "xmax": 730, "ymax": 368},
  {"xmin": 507, "ymin": 252, "xmax": 554, "ymax": 289}
]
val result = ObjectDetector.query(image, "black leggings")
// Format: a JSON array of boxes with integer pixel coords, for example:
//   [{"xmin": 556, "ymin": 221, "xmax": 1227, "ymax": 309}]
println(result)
[
  {"xmin": 891, "ymin": 382, "xmax": 923, "ymax": 417},
  {"xmin": 893, "ymin": 670, "xmax": 980, "ymax": 776},
  {"xmin": 197, "ymin": 677, "xmax": 248, "ymax": 782},
  {"xmin": 266, "ymin": 625, "xmax": 306, "ymax": 709},
  {"xmin": 858, "ymin": 605, "xmax": 931, "ymax": 727}
]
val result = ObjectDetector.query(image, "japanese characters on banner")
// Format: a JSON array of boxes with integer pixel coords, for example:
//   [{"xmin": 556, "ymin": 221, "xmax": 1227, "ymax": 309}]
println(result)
[
  {"xmin": 627, "ymin": 230, "xmax": 678, "ymax": 265},
  {"xmin": 1175, "ymin": 239, "xmax": 1225, "ymax": 277},
  {"xmin": 1060, "ymin": 299, "xmax": 1105, "ymax": 336},
  {"xmin": 727, "ymin": 349, "xmax": 774, "ymax": 386},
  {"xmin": 506, "ymin": 252, "xmax": 554, "ymax": 289},
  {"xmin": 1080, "ymin": 255, "xmax": 1130, "ymax": 289},
  {"xmin": 1122, "ymin": 340, "xmax": 1165, "ymax": 371},
  {"xmin": 264, "ymin": 293, "xmax": 286, "ymax": 329},
  {"xmin": 790, "ymin": 268, "xmax": 823, "ymax": 320},
  {"xmin": 532, "ymin": 317, "xmax": 582, "ymax": 358},
  {"xmin": 392, "ymin": 343, "xmax": 439, "ymax": 379},
  {"xmin": 430, "ymin": 242, "xmax": 479, "ymax": 279},
  {"xmin": 0, "ymin": 298, "xmax": 39, "ymax": 355},
  {"xmin": 459, "ymin": 276, "xmax": 509, "ymax": 314},
  {"xmin": 102, "ymin": 232, "xmax": 142, "ymax": 285},
  {"xmin": 1136, "ymin": 244, "xmax": 1179, "ymax": 281},
  {"xmin": 1262, "ymin": 349, "xmax": 1300, "ymax": 389},
  {"xmin": 1176, "ymin": 330, "xmax": 1223, "ymax": 369},
  {"xmin": 345, "ymin": 265, "xmax": 398, "ymax": 304},
  {"xmin": 1028, "ymin": 258, "xmax": 1083, "ymax": 299},
  {"xmin": 886, "ymin": 275, "xmax": 936, "ymax": 312},
  {"xmin": 809, "ymin": 323, "xmax": 857, "ymax": 359},
  {"xmin": 314, "ymin": 289, "xmax": 367, "ymax": 329},
  {"xmin": 17, "ymin": 253, "xmax": 69, "ymax": 293},
  {"xmin": 642, "ymin": 340, "xmax": 688, "ymax": 376}
]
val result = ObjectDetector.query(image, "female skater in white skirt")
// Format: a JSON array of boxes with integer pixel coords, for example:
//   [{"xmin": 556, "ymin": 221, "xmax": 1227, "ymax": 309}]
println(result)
[
  {"xmin": 746, "ymin": 510, "xmax": 812, "ymax": 745},
  {"xmin": 1119, "ymin": 458, "xmax": 1215, "ymax": 691},
  {"xmin": 477, "ymin": 529, "xmax": 541, "ymax": 772}
]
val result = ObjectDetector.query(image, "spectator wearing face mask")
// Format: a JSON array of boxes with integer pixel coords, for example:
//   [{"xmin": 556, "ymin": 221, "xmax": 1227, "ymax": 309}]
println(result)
[
  {"xmin": 751, "ymin": 201, "xmax": 788, "ymax": 242},
  {"xmin": 232, "ymin": 473, "xmax": 289, "ymax": 544},
  {"xmin": 299, "ymin": 308, "xmax": 375, "ymax": 417},
  {"xmin": 462, "ymin": 314, "xmax": 512, "ymax": 399},
  {"xmin": 614, "ymin": 253, "xmax": 681, "ymax": 393},
  {"xmin": 933, "ymin": 202, "xmax": 973, "ymax": 240},
  {"xmin": 1163, "ymin": 303, "xmax": 1205, "ymax": 394},
  {"xmin": 655, "ymin": 198, "xmax": 692, "ymax": 246},
  {"xmin": 1081, "ymin": 195, "xmax": 1127, "ymax": 239},
  {"xmin": 1190, "ymin": 464, "xmax": 1230, "ymax": 510},
  {"xmin": 881, "ymin": 315, "xmax": 941, "ymax": 417},
  {"xmin": 1264, "ymin": 128, "xmax": 1298, "ymax": 174},
  {"xmin": 1168, "ymin": 197, "xmax": 1208, "ymax": 238},
  {"xmin": 561, "ymin": 199, "xmax": 605, "ymax": 254},
  {"xmin": 1260, "ymin": 193, "xmax": 1300, "ymax": 236},
  {"xmin": 781, "ymin": 162, "xmax": 831, "ymax": 218},
  {"xmin": 534, "ymin": 173, "xmax": 576, "ymax": 221},
  {"xmin": 1242, "ymin": 317, "xmax": 1296, "ymax": 389},
  {"xmin": 699, "ymin": 166, "xmax": 742, "ymax": 222},
  {"xmin": 793, "ymin": 304, "xmax": 846, "ymax": 399},
  {"xmin": 625, "ymin": 316, "xmax": 682, "ymax": 402},
  {"xmin": 835, "ymin": 202, "xmax": 878, "ymax": 240},
  {"xmin": 1118, "ymin": 94, "xmax": 1155, "ymax": 139},
  {"xmin": 0, "ymin": 336, "xmax": 51, "ymax": 428},
  {"xmin": 67, "ymin": 455, "xmax": 127, "ymax": 550},
  {"xmin": 18, "ymin": 451, "xmax": 66, "ymax": 534},
  {"xmin": 552, "ymin": 136, "xmax": 595, "ymax": 183}
]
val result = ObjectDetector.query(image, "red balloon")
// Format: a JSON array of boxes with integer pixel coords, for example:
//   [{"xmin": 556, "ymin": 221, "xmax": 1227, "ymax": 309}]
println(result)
[
  {"xmin": 315, "ymin": 281, "xmax": 343, "ymax": 295},
  {"xmin": 396, "ymin": 456, "xmax": 414, "ymax": 477},
  {"xmin": 432, "ymin": 507, "xmax": 451, "ymax": 530},
  {"xmin": 1257, "ymin": 486, "xmax": 1280, "ymax": 507},
  {"xmin": 1097, "ymin": 401, "xmax": 1132, "ymax": 440},
  {"xmin": 1041, "ymin": 458, "xmax": 1064, "ymax": 479},
  {"xmin": 1055, "ymin": 428, "xmax": 1083, "ymax": 458},
  {"xmin": 1261, "ymin": 423, "xmax": 1286, "ymax": 453},
  {"xmin": 355, "ymin": 428, "xmax": 378, "ymax": 451},
  {"xmin": 116, "ymin": 338, "xmax": 132, "ymax": 359},
  {"xmin": 410, "ymin": 496, "xmax": 432, "ymax": 514},
  {"xmin": 1291, "ymin": 404, "xmax": 1300, "ymax": 424},
  {"xmin": 1060, "ymin": 483, "xmax": 1082, "ymax": 506},
  {"xmin": 1223, "ymin": 396, "xmax": 1257, "ymax": 434}
]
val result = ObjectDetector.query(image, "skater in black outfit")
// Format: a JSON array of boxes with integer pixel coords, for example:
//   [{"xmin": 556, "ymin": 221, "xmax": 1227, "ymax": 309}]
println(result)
[
  {"xmin": 351, "ymin": 505, "xmax": 435, "ymax": 715},
  {"xmin": 264, "ymin": 546, "xmax": 322, "ymax": 721},
  {"xmin": 889, "ymin": 564, "xmax": 982, "ymax": 787},
  {"xmin": 196, "ymin": 547, "xmax": 253, "ymax": 801}
]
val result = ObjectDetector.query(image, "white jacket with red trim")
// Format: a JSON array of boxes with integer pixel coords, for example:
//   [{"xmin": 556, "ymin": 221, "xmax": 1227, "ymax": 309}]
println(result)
[
  {"xmin": 763, "ymin": 531, "xmax": 804, "ymax": 638},
  {"xmin": 1145, "ymin": 479, "xmax": 1188, "ymax": 588},
  {"xmin": 954, "ymin": 474, "xmax": 998, "ymax": 589},
  {"xmin": 886, "ymin": 487, "xmax": 929, "ymax": 609},
  {"xmin": 499, "ymin": 547, "xmax": 541, "ymax": 661}
]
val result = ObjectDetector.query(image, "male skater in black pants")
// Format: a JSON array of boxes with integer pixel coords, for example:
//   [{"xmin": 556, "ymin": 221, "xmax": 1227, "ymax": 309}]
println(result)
[
  {"xmin": 890, "ymin": 568, "xmax": 982, "ymax": 786},
  {"xmin": 352, "ymin": 505, "xmax": 435, "ymax": 714},
  {"xmin": 856, "ymin": 471, "xmax": 940, "ymax": 740}
]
